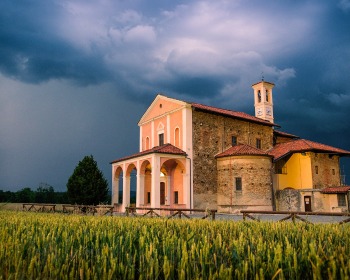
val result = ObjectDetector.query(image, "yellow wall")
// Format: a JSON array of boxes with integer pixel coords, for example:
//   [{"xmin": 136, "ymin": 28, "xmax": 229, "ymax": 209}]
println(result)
[{"xmin": 277, "ymin": 153, "xmax": 313, "ymax": 190}]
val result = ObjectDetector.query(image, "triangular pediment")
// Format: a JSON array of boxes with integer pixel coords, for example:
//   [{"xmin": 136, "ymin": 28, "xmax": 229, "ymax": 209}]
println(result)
[{"xmin": 138, "ymin": 94, "xmax": 188, "ymax": 125}]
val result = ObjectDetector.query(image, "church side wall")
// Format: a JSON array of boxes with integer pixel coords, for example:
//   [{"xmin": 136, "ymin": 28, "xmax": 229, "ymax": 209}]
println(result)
[
  {"xmin": 216, "ymin": 156, "xmax": 273, "ymax": 213},
  {"xmin": 311, "ymin": 154, "xmax": 341, "ymax": 188},
  {"xmin": 191, "ymin": 110, "xmax": 274, "ymax": 209}
]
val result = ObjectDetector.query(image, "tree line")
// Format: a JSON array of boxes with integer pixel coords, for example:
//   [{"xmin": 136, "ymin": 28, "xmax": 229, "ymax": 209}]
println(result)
[
  {"xmin": 0, "ymin": 183, "xmax": 69, "ymax": 204},
  {"xmin": 1, "ymin": 155, "xmax": 110, "ymax": 205}
]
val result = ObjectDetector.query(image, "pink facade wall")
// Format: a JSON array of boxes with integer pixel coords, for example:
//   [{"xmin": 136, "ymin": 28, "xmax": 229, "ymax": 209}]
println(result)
[{"xmin": 140, "ymin": 98, "xmax": 184, "ymax": 151}]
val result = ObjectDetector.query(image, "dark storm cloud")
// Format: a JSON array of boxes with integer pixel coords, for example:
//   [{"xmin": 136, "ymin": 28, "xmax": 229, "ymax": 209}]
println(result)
[
  {"xmin": 0, "ymin": 1, "xmax": 111, "ymax": 85},
  {"xmin": 1, "ymin": 0, "xmax": 350, "ymax": 191}
]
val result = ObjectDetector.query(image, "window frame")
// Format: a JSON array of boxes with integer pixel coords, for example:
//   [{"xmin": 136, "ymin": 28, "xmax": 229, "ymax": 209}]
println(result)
[
  {"xmin": 159, "ymin": 133, "xmax": 164, "ymax": 146},
  {"xmin": 232, "ymin": 136, "xmax": 237, "ymax": 146},
  {"xmin": 235, "ymin": 177, "xmax": 242, "ymax": 191},
  {"xmin": 337, "ymin": 194, "xmax": 346, "ymax": 207},
  {"xmin": 256, "ymin": 138, "xmax": 261, "ymax": 149},
  {"xmin": 174, "ymin": 191, "xmax": 179, "ymax": 204}
]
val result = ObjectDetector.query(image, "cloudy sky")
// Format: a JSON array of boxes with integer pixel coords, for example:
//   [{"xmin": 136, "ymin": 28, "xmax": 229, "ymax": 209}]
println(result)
[{"xmin": 1, "ymin": 0, "xmax": 350, "ymax": 192}]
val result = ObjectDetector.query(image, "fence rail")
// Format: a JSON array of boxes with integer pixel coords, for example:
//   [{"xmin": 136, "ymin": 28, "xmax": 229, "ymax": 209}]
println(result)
[
  {"xmin": 22, "ymin": 203, "xmax": 113, "ymax": 216},
  {"xmin": 23, "ymin": 203, "xmax": 56, "ymax": 212},
  {"xmin": 240, "ymin": 210, "xmax": 350, "ymax": 224},
  {"xmin": 125, "ymin": 206, "xmax": 217, "ymax": 220},
  {"xmin": 20, "ymin": 204, "xmax": 350, "ymax": 223}
]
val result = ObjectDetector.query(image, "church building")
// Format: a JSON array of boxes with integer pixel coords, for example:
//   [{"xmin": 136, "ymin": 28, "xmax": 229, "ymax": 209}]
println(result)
[{"xmin": 111, "ymin": 80, "xmax": 350, "ymax": 213}]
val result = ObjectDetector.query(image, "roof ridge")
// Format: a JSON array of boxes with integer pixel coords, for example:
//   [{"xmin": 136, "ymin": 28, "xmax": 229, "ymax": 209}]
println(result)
[
  {"xmin": 215, "ymin": 143, "xmax": 271, "ymax": 158},
  {"xmin": 191, "ymin": 102, "xmax": 278, "ymax": 127}
]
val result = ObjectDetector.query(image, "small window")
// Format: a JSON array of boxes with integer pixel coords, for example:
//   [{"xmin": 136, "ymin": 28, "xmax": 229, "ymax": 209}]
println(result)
[
  {"xmin": 175, "ymin": 128, "xmax": 180, "ymax": 147},
  {"xmin": 276, "ymin": 166, "xmax": 287, "ymax": 174},
  {"xmin": 266, "ymin": 90, "xmax": 269, "ymax": 102},
  {"xmin": 159, "ymin": 133, "xmax": 164, "ymax": 146},
  {"xmin": 232, "ymin": 136, "xmax": 237, "ymax": 146},
  {"xmin": 256, "ymin": 138, "xmax": 261, "ymax": 149},
  {"xmin": 147, "ymin": 192, "xmax": 151, "ymax": 204},
  {"xmin": 145, "ymin": 137, "xmax": 150, "ymax": 150},
  {"xmin": 258, "ymin": 90, "xmax": 261, "ymax": 103},
  {"xmin": 332, "ymin": 169, "xmax": 335, "ymax": 175},
  {"xmin": 174, "ymin": 191, "xmax": 179, "ymax": 204},
  {"xmin": 235, "ymin": 177, "xmax": 242, "ymax": 191},
  {"xmin": 315, "ymin": 166, "xmax": 318, "ymax": 175},
  {"xmin": 337, "ymin": 194, "xmax": 346, "ymax": 207},
  {"xmin": 275, "ymin": 160, "xmax": 287, "ymax": 174}
]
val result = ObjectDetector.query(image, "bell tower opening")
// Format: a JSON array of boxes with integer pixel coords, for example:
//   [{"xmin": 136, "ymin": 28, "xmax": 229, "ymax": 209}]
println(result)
[{"xmin": 252, "ymin": 80, "xmax": 275, "ymax": 123}]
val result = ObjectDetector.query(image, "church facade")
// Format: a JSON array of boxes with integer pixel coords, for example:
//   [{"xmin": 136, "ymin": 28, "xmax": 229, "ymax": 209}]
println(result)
[{"xmin": 111, "ymin": 81, "xmax": 350, "ymax": 213}]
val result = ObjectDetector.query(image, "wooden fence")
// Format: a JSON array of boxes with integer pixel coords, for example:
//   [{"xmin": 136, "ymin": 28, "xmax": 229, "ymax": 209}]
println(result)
[
  {"xmin": 240, "ymin": 210, "xmax": 350, "ymax": 224},
  {"xmin": 23, "ymin": 203, "xmax": 56, "ymax": 212},
  {"xmin": 125, "ymin": 206, "xmax": 217, "ymax": 220},
  {"xmin": 21, "ymin": 204, "xmax": 350, "ymax": 224},
  {"xmin": 22, "ymin": 203, "xmax": 113, "ymax": 216}
]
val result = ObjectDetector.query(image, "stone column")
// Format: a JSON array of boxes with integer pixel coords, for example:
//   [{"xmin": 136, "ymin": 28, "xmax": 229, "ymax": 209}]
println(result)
[
  {"xmin": 122, "ymin": 164, "xmax": 130, "ymax": 212},
  {"xmin": 111, "ymin": 166, "xmax": 119, "ymax": 205},
  {"xmin": 151, "ymin": 155, "xmax": 160, "ymax": 208}
]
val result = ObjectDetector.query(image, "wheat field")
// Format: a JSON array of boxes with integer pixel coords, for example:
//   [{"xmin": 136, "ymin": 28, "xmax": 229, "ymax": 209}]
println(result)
[{"xmin": 0, "ymin": 210, "xmax": 349, "ymax": 279}]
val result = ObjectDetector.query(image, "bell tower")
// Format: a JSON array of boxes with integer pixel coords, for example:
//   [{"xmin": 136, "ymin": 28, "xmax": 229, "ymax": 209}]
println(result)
[{"xmin": 252, "ymin": 80, "xmax": 275, "ymax": 123}]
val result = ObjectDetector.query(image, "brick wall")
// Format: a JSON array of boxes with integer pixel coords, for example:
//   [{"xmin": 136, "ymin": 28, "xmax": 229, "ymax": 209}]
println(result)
[
  {"xmin": 216, "ymin": 156, "xmax": 273, "ymax": 212},
  {"xmin": 191, "ymin": 109, "xmax": 274, "ymax": 209},
  {"xmin": 311, "ymin": 153, "xmax": 341, "ymax": 188}
]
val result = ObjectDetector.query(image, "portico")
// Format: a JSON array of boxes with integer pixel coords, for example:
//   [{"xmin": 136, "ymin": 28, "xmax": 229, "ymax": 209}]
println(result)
[{"xmin": 111, "ymin": 144, "xmax": 190, "ymax": 212}]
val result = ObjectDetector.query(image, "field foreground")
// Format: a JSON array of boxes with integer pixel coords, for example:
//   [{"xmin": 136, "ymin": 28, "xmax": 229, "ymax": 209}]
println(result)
[{"xmin": 0, "ymin": 211, "xmax": 349, "ymax": 279}]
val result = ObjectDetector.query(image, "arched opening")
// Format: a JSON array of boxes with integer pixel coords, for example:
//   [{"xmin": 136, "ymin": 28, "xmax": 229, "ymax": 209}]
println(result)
[
  {"xmin": 125, "ymin": 163, "xmax": 137, "ymax": 206},
  {"xmin": 140, "ymin": 160, "xmax": 152, "ymax": 206},
  {"xmin": 113, "ymin": 166, "xmax": 123, "ymax": 205},
  {"xmin": 161, "ymin": 159, "xmax": 186, "ymax": 207}
]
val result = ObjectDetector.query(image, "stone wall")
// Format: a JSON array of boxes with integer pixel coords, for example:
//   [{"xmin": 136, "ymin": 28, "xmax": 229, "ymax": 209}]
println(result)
[
  {"xmin": 311, "ymin": 153, "xmax": 341, "ymax": 188},
  {"xmin": 276, "ymin": 189, "xmax": 327, "ymax": 212},
  {"xmin": 191, "ymin": 109, "xmax": 274, "ymax": 209},
  {"xmin": 275, "ymin": 189, "xmax": 301, "ymax": 211},
  {"xmin": 216, "ymin": 156, "xmax": 273, "ymax": 212}
]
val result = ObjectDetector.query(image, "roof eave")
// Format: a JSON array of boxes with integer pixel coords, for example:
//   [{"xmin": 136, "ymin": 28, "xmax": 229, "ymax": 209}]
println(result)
[
  {"xmin": 192, "ymin": 106, "xmax": 279, "ymax": 128},
  {"xmin": 110, "ymin": 149, "xmax": 187, "ymax": 164}
]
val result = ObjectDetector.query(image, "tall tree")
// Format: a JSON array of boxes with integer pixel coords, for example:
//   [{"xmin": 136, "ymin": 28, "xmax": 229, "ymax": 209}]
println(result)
[{"xmin": 67, "ymin": 155, "xmax": 109, "ymax": 205}]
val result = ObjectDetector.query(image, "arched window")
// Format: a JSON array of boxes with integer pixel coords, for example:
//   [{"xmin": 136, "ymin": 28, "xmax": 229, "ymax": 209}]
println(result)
[
  {"xmin": 266, "ymin": 90, "xmax": 269, "ymax": 102},
  {"xmin": 258, "ymin": 90, "xmax": 261, "ymax": 103},
  {"xmin": 174, "ymin": 127, "xmax": 180, "ymax": 147},
  {"xmin": 146, "ymin": 137, "xmax": 150, "ymax": 150}
]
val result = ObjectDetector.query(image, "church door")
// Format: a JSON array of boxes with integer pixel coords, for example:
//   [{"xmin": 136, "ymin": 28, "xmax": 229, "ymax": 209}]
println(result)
[{"xmin": 304, "ymin": 196, "xmax": 312, "ymax": 212}]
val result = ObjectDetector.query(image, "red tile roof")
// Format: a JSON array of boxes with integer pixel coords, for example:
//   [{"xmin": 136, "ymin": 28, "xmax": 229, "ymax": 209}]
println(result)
[
  {"xmin": 321, "ymin": 186, "xmax": 350, "ymax": 194},
  {"xmin": 215, "ymin": 144, "xmax": 272, "ymax": 158},
  {"xmin": 110, "ymin": 143, "xmax": 187, "ymax": 164},
  {"xmin": 191, "ymin": 102, "xmax": 278, "ymax": 127},
  {"xmin": 273, "ymin": 130, "xmax": 299, "ymax": 139},
  {"xmin": 269, "ymin": 139, "xmax": 350, "ymax": 161}
]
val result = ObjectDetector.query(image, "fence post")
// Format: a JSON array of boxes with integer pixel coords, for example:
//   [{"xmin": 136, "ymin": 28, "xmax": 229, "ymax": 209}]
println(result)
[
  {"xmin": 126, "ymin": 207, "xmax": 129, "ymax": 217},
  {"xmin": 211, "ymin": 210, "xmax": 216, "ymax": 221}
]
